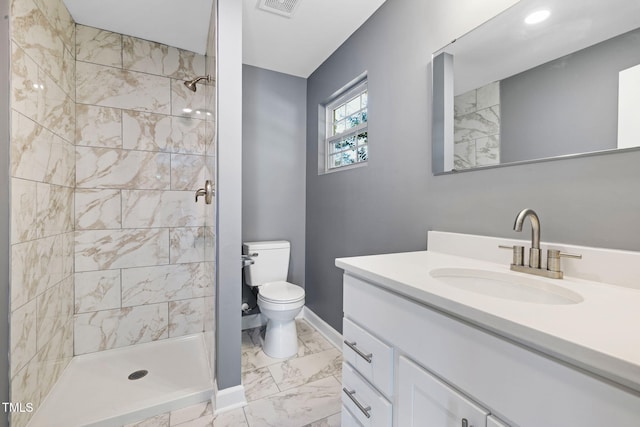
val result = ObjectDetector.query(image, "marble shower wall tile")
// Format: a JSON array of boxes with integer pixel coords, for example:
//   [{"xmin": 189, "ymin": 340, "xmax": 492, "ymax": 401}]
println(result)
[
  {"xmin": 454, "ymin": 90, "xmax": 476, "ymax": 115},
  {"xmin": 11, "ymin": 235, "xmax": 63, "ymax": 309},
  {"xmin": 37, "ymin": 317, "xmax": 73, "ymax": 399},
  {"xmin": 75, "ymin": 228, "xmax": 169, "ymax": 272},
  {"xmin": 33, "ymin": 0, "xmax": 75, "ymax": 53},
  {"xmin": 74, "ymin": 304, "xmax": 169, "ymax": 355},
  {"xmin": 171, "ymin": 78, "xmax": 206, "ymax": 118},
  {"xmin": 77, "ymin": 61, "xmax": 171, "ymax": 113},
  {"xmin": 76, "ymin": 104, "xmax": 122, "ymax": 148},
  {"xmin": 75, "ymin": 25, "xmax": 122, "ymax": 68},
  {"xmin": 75, "ymin": 270, "xmax": 121, "ymax": 314},
  {"xmin": 10, "ymin": 0, "xmax": 76, "ymax": 420},
  {"xmin": 122, "ymin": 111, "xmax": 207, "ymax": 155},
  {"xmin": 123, "ymin": 36, "xmax": 205, "ymax": 80},
  {"xmin": 36, "ymin": 276, "xmax": 74, "ymax": 352},
  {"xmin": 10, "ymin": 299, "xmax": 37, "ymax": 377},
  {"xmin": 168, "ymin": 298, "xmax": 205, "ymax": 337},
  {"xmin": 11, "ymin": 178, "xmax": 37, "ymax": 244},
  {"xmin": 171, "ymin": 154, "xmax": 207, "ymax": 191},
  {"xmin": 75, "ymin": 189, "xmax": 122, "ymax": 230},
  {"xmin": 11, "ymin": 112, "xmax": 75, "ymax": 187},
  {"xmin": 11, "ymin": 42, "xmax": 39, "ymax": 121},
  {"xmin": 121, "ymin": 262, "xmax": 206, "ymax": 306},
  {"xmin": 172, "ymin": 116, "xmax": 206, "ymax": 154},
  {"xmin": 10, "ymin": 359, "xmax": 40, "ymax": 427},
  {"xmin": 170, "ymin": 227, "xmax": 206, "ymax": 264},
  {"xmin": 121, "ymin": 190, "xmax": 205, "ymax": 228},
  {"xmin": 36, "ymin": 183, "xmax": 73, "ymax": 238},
  {"xmin": 76, "ymin": 147, "xmax": 170, "ymax": 190},
  {"xmin": 38, "ymin": 59, "xmax": 75, "ymax": 143},
  {"xmin": 10, "ymin": 0, "xmax": 67, "ymax": 97},
  {"xmin": 71, "ymin": 24, "xmax": 214, "ymax": 352},
  {"xmin": 122, "ymin": 110, "xmax": 172, "ymax": 152},
  {"xmin": 62, "ymin": 231, "xmax": 74, "ymax": 278}
]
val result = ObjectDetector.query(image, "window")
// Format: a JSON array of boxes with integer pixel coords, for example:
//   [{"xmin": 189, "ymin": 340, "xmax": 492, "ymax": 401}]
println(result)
[{"xmin": 324, "ymin": 80, "xmax": 368, "ymax": 172}]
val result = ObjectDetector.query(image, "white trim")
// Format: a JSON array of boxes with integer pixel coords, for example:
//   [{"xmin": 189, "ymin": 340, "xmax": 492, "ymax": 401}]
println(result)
[
  {"xmin": 299, "ymin": 306, "xmax": 343, "ymax": 350},
  {"xmin": 241, "ymin": 313, "xmax": 267, "ymax": 330},
  {"xmin": 213, "ymin": 382, "xmax": 247, "ymax": 415}
]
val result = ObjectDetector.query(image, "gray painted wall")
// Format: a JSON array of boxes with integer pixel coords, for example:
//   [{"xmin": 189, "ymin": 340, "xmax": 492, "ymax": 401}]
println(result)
[
  {"xmin": 0, "ymin": 1, "xmax": 10, "ymax": 424},
  {"xmin": 215, "ymin": 0, "xmax": 243, "ymax": 391},
  {"xmin": 501, "ymin": 27, "xmax": 640, "ymax": 163},
  {"xmin": 242, "ymin": 65, "xmax": 307, "ymax": 287},
  {"xmin": 305, "ymin": 0, "xmax": 640, "ymax": 333}
]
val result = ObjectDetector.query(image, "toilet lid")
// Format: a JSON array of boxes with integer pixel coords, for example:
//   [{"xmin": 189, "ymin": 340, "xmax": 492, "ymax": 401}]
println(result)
[{"xmin": 259, "ymin": 281, "xmax": 305, "ymax": 303}]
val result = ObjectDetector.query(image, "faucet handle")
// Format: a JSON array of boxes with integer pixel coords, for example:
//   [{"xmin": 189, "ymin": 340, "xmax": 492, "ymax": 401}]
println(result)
[
  {"xmin": 499, "ymin": 245, "xmax": 525, "ymax": 266},
  {"xmin": 547, "ymin": 249, "xmax": 582, "ymax": 272}
]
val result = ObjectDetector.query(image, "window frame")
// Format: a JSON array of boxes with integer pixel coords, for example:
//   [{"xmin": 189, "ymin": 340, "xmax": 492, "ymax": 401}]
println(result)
[{"xmin": 323, "ymin": 80, "xmax": 368, "ymax": 173}]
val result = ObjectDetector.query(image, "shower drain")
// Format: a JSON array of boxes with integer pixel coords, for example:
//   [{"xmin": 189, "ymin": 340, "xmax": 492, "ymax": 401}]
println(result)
[{"xmin": 128, "ymin": 369, "xmax": 149, "ymax": 380}]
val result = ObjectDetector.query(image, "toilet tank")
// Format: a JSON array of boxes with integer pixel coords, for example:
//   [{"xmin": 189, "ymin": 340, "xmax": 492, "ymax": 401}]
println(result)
[{"xmin": 243, "ymin": 240, "xmax": 290, "ymax": 287}]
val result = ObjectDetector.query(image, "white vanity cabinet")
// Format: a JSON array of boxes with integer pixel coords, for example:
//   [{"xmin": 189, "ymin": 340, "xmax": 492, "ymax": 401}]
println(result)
[{"xmin": 341, "ymin": 272, "xmax": 640, "ymax": 427}]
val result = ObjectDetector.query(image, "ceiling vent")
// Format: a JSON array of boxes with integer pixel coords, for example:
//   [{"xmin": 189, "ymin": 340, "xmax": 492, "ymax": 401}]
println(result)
[{"xmin": 257, "ymin": 0, "xmax": 301, "ymax": 18}]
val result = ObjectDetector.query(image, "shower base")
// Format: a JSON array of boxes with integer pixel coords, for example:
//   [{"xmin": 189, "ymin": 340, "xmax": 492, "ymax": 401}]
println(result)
[{"xmin": 28, "ymin": 333, "xmax": 213, "ymax": 427}]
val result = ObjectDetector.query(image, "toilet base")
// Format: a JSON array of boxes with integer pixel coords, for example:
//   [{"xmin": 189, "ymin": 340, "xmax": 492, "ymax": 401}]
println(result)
[{"xmin": 263, "ymin": 318, "xmax": 298, "ymax": 358}]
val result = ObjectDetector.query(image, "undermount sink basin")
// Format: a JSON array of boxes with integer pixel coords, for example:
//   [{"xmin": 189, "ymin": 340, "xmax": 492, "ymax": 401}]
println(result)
[{"xmin": 429, "ymin": 268, "xmax": 584, "ymax": 305}]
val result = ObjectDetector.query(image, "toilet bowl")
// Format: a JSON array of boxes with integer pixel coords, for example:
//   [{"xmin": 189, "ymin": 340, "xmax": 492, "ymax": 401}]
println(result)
[
  {"xmin": 257, "ymin": 281, "xmax": 305, "ymax": 358},
  {"xmin": 243, "ymin": 241, "xmax": 306, "ymax": 358}
]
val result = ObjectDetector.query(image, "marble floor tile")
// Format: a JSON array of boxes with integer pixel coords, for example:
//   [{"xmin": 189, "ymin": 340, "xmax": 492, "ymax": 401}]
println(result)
[
  {"xmin": 169, "ymin": 402, "xmax": 213, "ymax": 427},
  {"xmin": 294, "ymin": 319, "xmax": 315, "ymax": 337},
  {"xmin": 268, "ymin": 348, "xmax": 342, "ymax": 392},
  {"xmin": 170, "ymin": 401, "xmax": 211, "ymax": 426},
  {"xmin": 212, "ymin": 408, "xmax": 248, "ymax": 427},
  {"xmin": 298, "ymin": 331, "xmax": 335, "ymax": 353},
  {"xmin": 243, "ymin": 376, "xmax": 342, "ymax": 427},
  {"xmin": 241, "ymin": 339, "xmax": 311, "ymax": 371},
  {"xmin": 302, "ymin": 412, "xmax": 341, "ymax": 427},
  {"xmin": 243, "ymin": 366, "xmax": 280, "ymax": 401}
]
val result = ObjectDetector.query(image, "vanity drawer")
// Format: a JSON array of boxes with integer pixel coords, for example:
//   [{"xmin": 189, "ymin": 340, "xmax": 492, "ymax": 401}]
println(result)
[
  {"xmin": 342, "ymin": 362, "xmax": 392, "ymax": 427},
  {"xmin": 342, "ymin": 317, "xmax": 393, "ymax": 397}
]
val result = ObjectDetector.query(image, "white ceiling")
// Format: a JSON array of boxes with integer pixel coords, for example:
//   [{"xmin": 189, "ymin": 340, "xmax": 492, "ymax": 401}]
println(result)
[
  {"xmin": 63, "ymin": 0, "xmax": 214, "ymax": 55},
  {"xmin": 243, "ymin": 0, "xmax": 388, "ymax": 77},
  {"xmin": 64, "ymin": 0, "xmax": 387, "ymax": 78}
]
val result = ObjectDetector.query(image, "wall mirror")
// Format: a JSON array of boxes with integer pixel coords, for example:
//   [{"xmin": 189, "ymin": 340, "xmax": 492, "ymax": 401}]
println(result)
[{"xmin": 431, "ymin": 0, "xmax": 640, "ymax": 174}]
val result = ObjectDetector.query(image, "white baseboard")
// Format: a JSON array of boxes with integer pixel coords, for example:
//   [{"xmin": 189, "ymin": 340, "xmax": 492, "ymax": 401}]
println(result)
[
  {"xmin": 241, "ymin": 313, "xmax": 266, "ymax": 330},
  {"xmin": 213, "ymin": 382, "xmax": 247, "ymax": 415},
  {"xmin": 300, "ymin": 306, "xmax": 343, "ymax": 350}
]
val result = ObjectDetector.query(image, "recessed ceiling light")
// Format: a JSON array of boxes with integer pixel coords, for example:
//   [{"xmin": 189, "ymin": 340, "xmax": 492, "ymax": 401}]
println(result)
[
  {"xmin": 525, "ymin": 10, "xmax": 550, "ymax": 25},
  {"xmin": 182, "ymin": 108, "xmax": 193, "ymax": 113}
]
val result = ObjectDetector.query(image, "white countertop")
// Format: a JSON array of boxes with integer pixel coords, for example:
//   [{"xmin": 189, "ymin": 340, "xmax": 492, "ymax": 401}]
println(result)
[{"xmin": 336, "ymin": 250, "xmax": 640, "ymax": 394}]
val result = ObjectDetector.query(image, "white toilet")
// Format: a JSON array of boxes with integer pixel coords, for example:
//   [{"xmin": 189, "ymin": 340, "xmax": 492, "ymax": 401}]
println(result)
[{"xmin": 243, "ymin": 240, "xmax": 305, "ymax": 358}]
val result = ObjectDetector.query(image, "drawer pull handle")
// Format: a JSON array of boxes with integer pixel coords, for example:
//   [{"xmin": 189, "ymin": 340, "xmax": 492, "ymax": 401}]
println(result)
[
  {"xmin": 343, "ymin": 388, "xmax": 371, "ymax": 418},
  {"xmin": 344, "ymin": 340, "xmax": 373, "ymax": 363},
  {"xmin": 462, "ymin": 418, "xmax": 471, "ymax": 427}
]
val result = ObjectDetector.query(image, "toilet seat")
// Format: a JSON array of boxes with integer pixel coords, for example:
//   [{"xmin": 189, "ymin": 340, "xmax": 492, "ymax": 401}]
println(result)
[{"xmin": 258, "ymin": 281, "xmax": 305, "ymax": 304}]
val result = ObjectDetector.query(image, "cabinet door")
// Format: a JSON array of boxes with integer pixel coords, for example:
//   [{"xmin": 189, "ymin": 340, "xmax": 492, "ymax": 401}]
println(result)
[
  {"xmin": 342, "ymin": 405, "xmax": 363, "ymax": 427},
  {"xmin": 398, "ymin": 356, "xmax": 488, "ymax": 427}
]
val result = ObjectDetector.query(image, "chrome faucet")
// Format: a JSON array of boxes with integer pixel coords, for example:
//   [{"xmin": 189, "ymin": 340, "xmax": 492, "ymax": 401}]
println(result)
[
  {"xmin": 500, "ymin": 208, "xmax": 582, "ymax": 279},
  {"xmin": 513, "ymin": 208, "xmax": 541, "ymax": 268}
]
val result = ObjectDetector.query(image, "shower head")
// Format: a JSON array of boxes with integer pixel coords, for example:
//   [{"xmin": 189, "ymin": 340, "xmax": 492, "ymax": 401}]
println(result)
[{"xmin": 184, "ymin": 75, "xmax": 212, "ymax": 92}]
